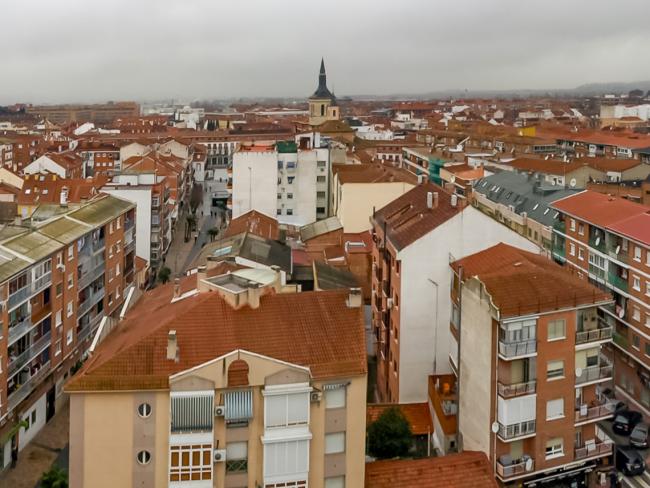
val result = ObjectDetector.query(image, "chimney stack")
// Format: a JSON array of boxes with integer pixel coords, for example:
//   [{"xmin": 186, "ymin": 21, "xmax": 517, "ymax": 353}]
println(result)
[
  {"xmin": 196, "ymin": 265, "xmax": 208, "ymax": 291},
  {"xmin": 60, "ymin": 186, "xmax": 69, "ymax": 207},
  {"xmin": 167, "ymin": 330, "xmax": 178, "ymax": 361},
  {"xmin": 247, "ymin": 283, "xmax": 261, "ymax": 309},
  {"xmin": 451, "ymin": 194, "xmax": 458, "ymax": 207},
  {"xmin": 346, "ymin": 287, "xmax": 362, "ymax": 308},
  {"xmin": 173, "ymin": 278, "xmax": 181, "ymax": 299},
  {"xmin": 426, "ymin": 191, "xmax": 433, "ymax": 209}
]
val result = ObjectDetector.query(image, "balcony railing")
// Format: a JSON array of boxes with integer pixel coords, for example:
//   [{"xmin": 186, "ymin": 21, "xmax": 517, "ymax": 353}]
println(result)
[
  {"xmin": 8, "ymin": 331, "xmax": 52, "ymax": 376},
  {"xmin": 498, "ymin": 339, "xmax": 536, "ymax": 358},
  {"xmin": 575, "ymin": 326, "xmax": 613, "ymax": 345},
  {"xmin": 496, "ymin": 456, "xmax": 534, "ymax": 479},
  {"xmin": 575, "ymin": 357, "xmax": 613, "ymax": 385},
  {"xmin": 574, "ymin": 441, "xmax": 613, "ymax": 460},
  {"xmin": 92, "ymin": 237, "xmax": 106, "ymax": 253},
  {"xmin": 552, "ymin": 244, "xmax": 565, "ymax": 260},
  {"xmin": 32, "ymin": 272, "xmax": 52, "ymax": 295},
  {"xmin": 8, "ymin": 284, "xmax": 31, "ymax": 310},
  {"xmin": 607, "ymin": 272, "xmax": 628, "ymax": 292},
  {"xmin": 607, "ymin": 247, "xmax": 628, "ymax": 264},
  {"xmin": 553, "ymin": 220, "xmax": 566, "ymax": 233},
  {"xmin": 8, "ymin": 316, "xmax": 34, "ymax": 344},
  {"xmin": 8, "ymin": 361, "xmax": 52, "ymax": 410},
  {"xmin": 613, "ymin": 331, "xmax": 629, "ymax": 349},
  {"xmin": 498, "ymin": 420, "xmax": 536, "ymax": 440},
  {"xmin": 78, "ymin": 287, "xmax": 105, "ymax": 317},
  {"xmin": 575, "ymin": 402, "xmax": 616, "ymax": 423},
  {"xmin": 79, "ymin": 262, "xmax": 105, "ymax": 290},
  {"xmin": 588, "ymin": 264, "xmax": 606, "ymax": 280},
  {"xmin": 589, "ymin": 235, "xmax": 606, "ymax": 253},
  {"xmin": 497, "ymin": 379, "xmax": 536, "ymax": 399}
]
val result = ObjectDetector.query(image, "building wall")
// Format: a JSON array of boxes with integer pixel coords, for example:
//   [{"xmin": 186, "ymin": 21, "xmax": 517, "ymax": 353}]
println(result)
[
  {"xmin": 395, "ymin": 205, "xmax": 540, "ymax": 403},
  {"xmin": 232, "ymin": 151, "xmax": 278, "ymax": 220},
  {"xmin": 102, "ymin": 188, "xmax": 152, "ymax": 263}
]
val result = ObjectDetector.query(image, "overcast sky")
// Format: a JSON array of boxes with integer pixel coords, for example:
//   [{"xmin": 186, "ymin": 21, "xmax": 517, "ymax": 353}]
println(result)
[{"xmin": 2, "ymin": 0, "xmax": 649, "ymax": 104}]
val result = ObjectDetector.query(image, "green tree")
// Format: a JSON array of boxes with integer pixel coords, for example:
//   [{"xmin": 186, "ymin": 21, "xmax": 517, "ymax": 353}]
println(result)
[
  {"xmin": 158, "ymin": 266, "xmax": 172, "ymax": 284},
  {"xmin": 41, "ymin": 466, "xmax": 69, "ymax": 488},
  {"xmin": 367, "ymin": 407, "xmax": 412, "ymax": 459}
]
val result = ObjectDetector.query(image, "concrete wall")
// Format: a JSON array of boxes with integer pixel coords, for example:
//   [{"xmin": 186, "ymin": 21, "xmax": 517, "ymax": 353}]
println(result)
[
  {"xmin": 101, "ymin": 187, "xmax": 152, "ymax": 263},
  {"xmin": 232, "ymin": 151, "xmax": 278, "ymax": 220},
  {"xmin": 397, "ymin": 205, "xmax": 540, "ymax": 403}
]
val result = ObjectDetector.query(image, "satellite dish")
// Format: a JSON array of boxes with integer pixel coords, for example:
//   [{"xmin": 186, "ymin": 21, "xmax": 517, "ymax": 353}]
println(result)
[
  {"xmin": 491, "ymin": 422, "xmax": 500, "ymax": 434},
  {"xmin": 575, "ymin": 367, "xmax": 583, "ymax": 378},
  {"xmin": 570, "ymin": 178, "xmax": 577, "ymax": 188}
]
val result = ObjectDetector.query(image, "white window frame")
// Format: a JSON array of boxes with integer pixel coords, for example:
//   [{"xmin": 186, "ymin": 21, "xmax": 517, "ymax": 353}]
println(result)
[
  {"xmin": 545, "ymin": 438, "xmax": 564, "ymax": 459},
  {"xmin": 546, "ymin": 398, "xmax": 564, "ymax": 420},
  {"xmin": 324, "ymin": 432, "xmax": 345, "ymax": 454},
  {"xmin": 548, "ymin": 319, "xmax": 566, "ymax": 341}
]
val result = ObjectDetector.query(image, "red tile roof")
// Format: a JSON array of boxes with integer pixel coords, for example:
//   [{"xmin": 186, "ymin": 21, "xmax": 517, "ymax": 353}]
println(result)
[
  {"xmin": 366, "ymin": 403, "xmax": 433, "ymax": 436},
  {"xmin": 507, "ymin": 156, "xmax": 643, "ymax": 176},
  {"xmin": 551, "ymin": 190, "xmax": 650, "ymax": 228},
  {"xmin": 334, "ymin": 163, "xmax": 418, "ymax": 185},
  {"xmin": 67, "ymin": 286, "xmax": 366, "ymax": 392},
  {"xmin": 607, "ymin": 213, "xmax": 650, "ymax": 246},
  {"xmin": 224, "ymin": 209, "xmax": 280, "ymax": 240},
  {"xmin": 451, "ymin": 243, "xmax": 611, "ymax": 318},
  {"xmin": 372, "ymin": 182, "xmax": 463, "ymax": 251},
  {"xmin": 365, "ymin": 452, "xmax": 497, "ymax": 488}
]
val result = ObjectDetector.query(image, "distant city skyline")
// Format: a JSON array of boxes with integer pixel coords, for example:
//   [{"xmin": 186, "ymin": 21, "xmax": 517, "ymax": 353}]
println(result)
[{"xmin": 1, "ymin": 0, "xmax": 650, "ymax": 105}]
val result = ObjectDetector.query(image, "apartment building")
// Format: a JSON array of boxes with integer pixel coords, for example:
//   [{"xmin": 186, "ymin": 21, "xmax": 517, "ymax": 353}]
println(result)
[
  {"xmin": 451, "ymin": 244, "xmax": 614, "ymax": 487},
  {"xmin": 66, "ymin": 269, "xmax": 366, "ymax": 488},
  {"xmin": 0, "ymin": 138, "xmax": 12, "ymax": 171},
  {"xmin": 550, "ymin": 191, "xmax": 650, "ymax": 418},
  {"xmin": 230, "ymin": 137, "xmax": 330, "ymax": 226},
  {"xmin": 26, "ymin": 102, "xmax": 140, "ymax": 125},
  {"xmin": 23, "ymin": 152, "xmax": 85, "ymax": 179},
  {"xmin": 370, "ymin": 182, "xmax": 539, "ymax": 404},
  {"xmin": 0, "ymin": 194, "xmax": 136, "ymax": 470},
  {"xmin": 76, "ymin": 141, "xmax": 121, "ymax": 177},
  {"xmin": 102, "ymin": 173, "xmax": 171, "ymax": 271}
]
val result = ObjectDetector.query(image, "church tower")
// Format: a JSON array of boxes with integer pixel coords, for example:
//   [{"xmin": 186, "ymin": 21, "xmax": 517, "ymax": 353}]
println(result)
[{"xmin": 308, "ymin": 58, "xmax": 340, "ymax": 126}]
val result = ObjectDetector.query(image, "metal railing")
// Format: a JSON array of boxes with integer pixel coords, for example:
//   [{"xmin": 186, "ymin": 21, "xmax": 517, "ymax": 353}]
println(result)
[
  {"xmin": 574, "ymin": 402, "xmax": 616, "ymax": 423},
  {"xmin": 498, "ymin": 339, "xmax": 536, "ymax": 358},
  {"xmin": 8, "ymin": 361, "xmax": 52, "ymax": 410},
  {"xmin": 79, "ymin": 262, "xmax": 105, "ymax": 290},
  {"xmin": 607, "ymin": 272, "xmax": 628, "ymax": 292},
  {"xmin": 553, "ymin": 220, "xmax": 566, "ymax": 233},
  {"xmin": 8, "ymin": 331, "xmax": 52, "ymax": 376},
  {"xmin": 92, "ymin": 237, "xmax": 105, "ymax": 253},
  {"xmin": 498, "ymin": 420, "xmax": 536, "ymax": 440},
  {"xmin": 497, "ymin": 379, "xmax": 536, "ymax": 399},
  {"xmin": 8, "ymin": 284, "xmax": 31, "ymax": 310},
  {"xmin": 8, "ymin": 316, "xmax": 34, "ymax": 344},
  {"xmin": 496, "ymin": 457, "xmax": 534, "ymax": 479},
  {"xmin": 78, "ymin": 288, "xmax": 105, "ymax": 317},
  {"xmin": 574, "ymin": 441, "xmax": 613, "ymax": 460},
  {"xmin": 32, "ymin": 272, "xmax": 52, "ymax": 295},
  {"xmin": 575, "ymin": 326, "xmax": 613, "ymax": 345},
  {"xmin": 575, "ymin": 357, "xmax": 613, "ymax": 385}
]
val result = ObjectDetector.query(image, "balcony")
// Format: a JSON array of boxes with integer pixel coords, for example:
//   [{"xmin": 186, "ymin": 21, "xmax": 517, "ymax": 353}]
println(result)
[
  {"xmin": 32, "ymin": 272, "xmax": 52, "ymax": 295},
  {"xmin": 575, "ymin": 325, "xmax": 613, "ymax": 345},
  {"xmin": 553, "ymin": 220, "xmax": 566, "ymax": 233},
  {"xmin": 613, "ymin": 331, "xmax": 629, "ymax": 349},
  {"xmin": 497, "ymin": 379, "xmax": 536, "ymax": 399},
  {"xmin": 78, "ymin": 287, "xmax": 105, "ymax": 317},
  {"xmin": 574, "ymin": 441, "xmax": 613, "ymax": 460},
  {"xmin": 607, "ymin": 246, "xmax": 628, "ymax": 264},
  {"xmin": 552, "ymin": 243, "xmax": 565, "ymax": 261},
  {"xmin": 496, "ymin": 456, "xmax": 534, "ymax": 480},
  {"xmin": 8, "ymin": 284, "xmax": 31, "ymax": 310},
  {"xmin": 498, "ymin": 420, "xmax": 536, "ymax": 441},
  {"xmin": 574, "ymin": 401, "xmax": 616, "ymax": 424},
  {"xmin": 92, "ymin": 237, "xmax": 106, "ymax": 253},
  {"xmin": 79, "ymin": 260, "xmax": 105, "ymax": 290},
  {"xmin": 8, "ymin": 361, "xmax": 52, "ymax": 411},
  {"xmin": 8, "ymin": 331, "xmax": 52, "ymax": 377},
  {"xmin": 8, "ymin": 316, "xmax": 34, "ymax": 344},
  {"xmin": 575, "ymin": 356, "xmax": 613, "ymax": 385},
  {"xmin": 498, "ymin": 339, "xmax": 536, "ymax": 359},
  {"xmin": 607, "ymin": 272, "xmax": 628, "ymax": 292},
  {"xmin": 588, "ymin": 264, "xmax": 606, "ymax": 281},
  {"xmin": 588, "ymin": 234, "xmax": 606, "ymax": 253}
]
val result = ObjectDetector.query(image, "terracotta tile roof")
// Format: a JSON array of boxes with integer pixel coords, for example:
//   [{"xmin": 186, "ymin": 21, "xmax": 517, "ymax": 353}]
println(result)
[
  {"xmin": 607, "ymin": 213, "xmax": 650, "ymax": 246},
  {"xmin": 551, "ymin": 190, "xmax": 650, "ymax": 229},
  {"xmin": 451, "ymin": 243, "xmax": 611, "ymax": 318},
  {"xmin": 365, "ymin": 452, "xmax": 498, "ymax": 488},
  {"xmin": 224, "ymin": 209, "xmax": 280, "ymax": 240},
  {"xmin": 66, "ymin": 286, "xmax": 366, "ymax": 392},
  {"xmin": 18, "ymin": 174, "xmax": 108, "ymax": 205},
  {"xmin": 507, "ymin": 156, "xmax": 643, "ymax": 176},
  {"xmin": 366, "ymin": 403, "xmax": 433, "ymax": 435},
  {"xmin": 343, "ymin": 231, "xmax": 372, "ymax": 255},
  {"xmin": 334, "ymin": 163, "xmax": 418, "ymax": 185},
  {"xmin": 372, "ymin": 183, "xmax": 463, "ymax": 251}
]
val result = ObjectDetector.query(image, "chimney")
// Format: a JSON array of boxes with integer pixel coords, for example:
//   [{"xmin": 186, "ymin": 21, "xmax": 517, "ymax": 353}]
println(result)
[
  {"xmin": 167, "ymin": 330, "xmax": 178, "ymax": 361},
  {"xmin": 196, "ymin": 265, "xmax": 208, "ymax": 291},
  {"xmin": 60, "ymin": 186, "xmax": 68, "ymax": 207},
  {"xmin": 451, "ymin": 194, "xmax": 458, "ymax": 207},
  {"xmin": 346, "ymin": 287, "xmax": 362, "ymax": 308},
  {"xmin": 247, "ymin": 283, "xmax": 261, "ymax": 309},
  {"xmin": 173, "ymin": 278, "xmax": 181, "ymax": 299},
  {"xmin": 426, "ymin": 191, "xmax": 433, "ymax": 209},
  {"xmin": 434, "ymin": 192, "xmax": 439, "ymax": 208}
]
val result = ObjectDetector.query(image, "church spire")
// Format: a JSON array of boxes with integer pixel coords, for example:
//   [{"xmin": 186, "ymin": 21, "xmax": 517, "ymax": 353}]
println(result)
[{"xmin": 318, "ymin": 58, "xmax": 327, "ymax": 93}]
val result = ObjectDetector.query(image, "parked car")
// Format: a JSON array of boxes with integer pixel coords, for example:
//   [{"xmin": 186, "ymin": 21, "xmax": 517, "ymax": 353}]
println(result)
[
  {"xmin": 616, "ymin": 447, "xmax": 646, "ymax": 476},
  {"xmin": 630, "ymin": 423, "xmax": 649, "ymax": 449},
  {"xmin": 613, "ymin": 410, "xmax": 643, "ymax": 436}
]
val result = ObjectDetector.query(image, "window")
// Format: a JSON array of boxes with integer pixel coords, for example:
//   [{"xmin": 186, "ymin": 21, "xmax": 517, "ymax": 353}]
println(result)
[
  {"xmin": 225, "ymin": 442, "xmax": 248, "ymax": 473},
  {"xmin": 287, "ymin": 193, "xmax": 293, "ymax": 199},
  {"xmin": 276, "ymin": 209, "xmax": 282, "ymax": 215},
  {"xmin": 548, "ymin": 320, "xmax": 566, "ymax": 340},
  {"xmin": 287, "ymin": 209, "xmax": 293, "ymax": 216},
  {"xmin": 56, "ymin": 283, "xmax": 63, "ymax": 297},
  {"xmin": 66, "ymin": 330, "xmax": 73, "ymax": 345},
  {"xmin": 67, "ymin": 273, "xmax": 74, "ymax": 289},
  {"xmin": 109, "ymin": 269, "xmax": 114, "ymax": 282},
  {"xmin": 317, "ymin": 176, "xmax": 326, "ymax": 183},
  {"xmin": 56, "ymin": 311, "xmax": 62, "ymax": 327},
  {"xmin": 545, "ymin": 438, "xmax": 564, "ymax": 459},
  {"xmin": 68, "ymin": 246, "xmax": 74, "ymax": 261},
  {"xmin": 116, "ymin": 217, "xmax": 121, "ymax": 230},
  {"xmin": 54, "ymin": 339, "xmax": 61, "ymax": 356},
  {"xmin": 578, "ymin": 248, "xmax": 584, "ymax": 261},
  {"xmin": 578, "ymin": 223, "xmax": 584, "ymax": 235},
  {"xmin": 547, "ymin": 360, "xmax": 564, "ymax": 380},
  {"xmin": 169, "ymin": 444, "xmax": 212, "ymax": 482},
  {"xmin": 633, "ymin": 334, "xmax": 640, "ymax": 350},
  {"xmin": 316, "ymin": 207, "xmax": 326, "ymax": 214},
  {"xmin": 137, "ymin": 450, "xmax": 151, "ymax": 465},
  {"xmin": 325, "ymin": 432, "xmax": 345, "ymax": 454},
  {"xmin": 546, "ymin": 398, "xmax": 564, "ymax": 420},
  {"xmin": 633, "ymin": 276, "xmax": 641, "ymax": 291},
  {"xmin": 109, "ymin": 221, "xmax": 114, "ymax": 234},
  {"xmin": 325, "ymin": 387, "xmax": 346, "ymax": 409},
  {"xmin": 67, "ymin": 301, "xmax": 73, "ymax": 318},
  {"xmin": 264, "ymin": 390, "xmax": 309, "ymax": 428},
  {"xmin": 317, "ymin": 191, "xmax": 326, "ymax": 198},
  {"xmin": 646, "ymin": 282, "xmax": 650, "ymax": 297},
  {"xmin": 645, "ymin": 343, "xmax": 650, "ymax": 357},
  {"xmin": 277, "ymin": 193, "xmax": 281, "ymax": 200},
  {"xmin": 138, "ymin": 403, "xmax": 152, "ymax": 418},
  {"xmin": 569, "ymin": 243, "xmax": 575, "ymax": 256},
  {"xmin": 56, "ymin": 253, "xmax": 63, "ymax": 267},
  {"xmin": 116, "ymin": 286, "xmax": 121, "ymax": 299},
  {"xmin": 325, "ymin": 476, "xmax": 345, "ymax": 488},
  {"xmin": 570, "ymin": 219, "xmax": 576, "ymax": 231},
  {"xmin": 116, "ymin": 263, "xmax": 120, "ymax": 276},
  {"xmin": 634, "ymin": 246, "xmax": 642, "ymax": 262},
  {"xmin": 287, "ymin": 176, "xmax": 295, "ymax": 184},
  {"xmin": 633, "ymin": 307, "xmax": 641, "ymax": 322}
]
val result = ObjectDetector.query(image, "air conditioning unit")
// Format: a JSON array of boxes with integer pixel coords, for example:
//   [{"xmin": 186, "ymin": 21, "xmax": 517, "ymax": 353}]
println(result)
[
  {"xmin": 387, "ymin": 298, "xmax": 393, "ymax": 309},
  {"xmin": 213, "ymin": 449, "xmax": 226, "ymax": 463},
  {"xmin": 57, "ymin": 264, "xmax": 65, "ymax": 271},
  {"xmin": 310, "ymin": 391, "xmax": 322, "ymax": 403},
  {"xmin": 215, "ymin": 406, "xmax": 226, "ymax": 417}
]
